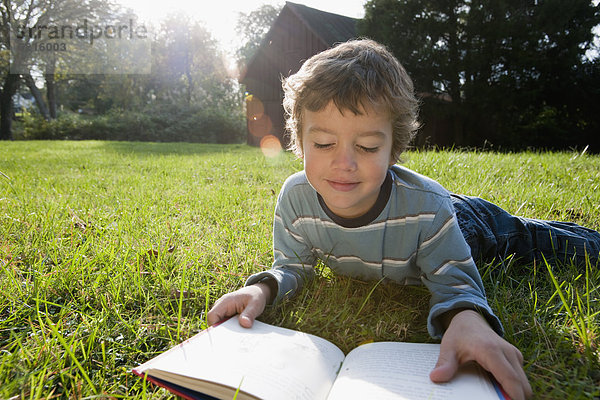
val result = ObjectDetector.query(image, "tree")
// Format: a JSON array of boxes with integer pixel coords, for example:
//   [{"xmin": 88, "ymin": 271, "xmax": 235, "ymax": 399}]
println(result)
[
  {"xmin": 149, "ymin": 14, "xmax": 233, "ymax": 108},
  {"xmin": 235, "ymin": 4, "xmax": 282, "ymax": 69},
  {"xmin": 0, "ymin": 0, "xmax": 122, "ymax": 139},
  {"xmin": 22, "ymin": 73, "xmax": 50, "ymax": 119},
  {"xmin": 0, "ymin": 0, "xmax": 23, "ymax": 140},
  {"xmin": 31, "ymin": 12, "xmax": 243, "ymax": 117},
  {"xmin": 360, "ymin": 0, "xmax": 600, "ymax": 150}
]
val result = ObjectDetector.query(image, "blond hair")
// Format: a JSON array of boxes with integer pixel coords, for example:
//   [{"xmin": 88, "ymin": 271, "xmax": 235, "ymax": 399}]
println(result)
[{"xmin": 282, "ymin": 39, "xmax": 420, "ymax": 161}]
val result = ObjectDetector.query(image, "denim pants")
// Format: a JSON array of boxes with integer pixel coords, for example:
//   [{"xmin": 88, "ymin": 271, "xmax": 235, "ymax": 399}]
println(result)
[{"xmin": 451, "ymin": 194, "xmax": 600, "ymax": 267}]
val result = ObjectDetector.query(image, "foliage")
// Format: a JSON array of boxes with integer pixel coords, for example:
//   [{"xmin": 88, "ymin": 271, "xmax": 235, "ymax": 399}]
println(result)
[
  {"xmin": 0, "ymin": 0, "xmax": 129, "ymax": 139},
  {"xmin": 360, "ymin": 0, "xmax": 600, "ymax": 151},
  {"xmin": 150, "ymin": 14, "xmax": 232, "ymax": 108},
  {"xmin": 57, "ymin": 15, "xmax": 242, "ymax": 115},
  {"xmin": 9, "ymin": 8, "xmax": 246, "ymax": 144},
  {"xmin": 235, "ymin": 4, "xmax": 283, "ymax": 69},
  {"xmin": 15, "ymin": 103, "xmax": 245, "ymax": 143},
  {"xmin": 0, "ymin": 142, "xmax": 599, "ymax": 398},
  {"xmin": 1, "ymin": 2, "xmax": 246, "ymax": 141}
]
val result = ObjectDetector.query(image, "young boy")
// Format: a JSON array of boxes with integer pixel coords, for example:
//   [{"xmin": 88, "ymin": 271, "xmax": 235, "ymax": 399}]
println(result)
[{"xmin": 209, "ymin": 39, "xmax": 600, "ymax": 400}]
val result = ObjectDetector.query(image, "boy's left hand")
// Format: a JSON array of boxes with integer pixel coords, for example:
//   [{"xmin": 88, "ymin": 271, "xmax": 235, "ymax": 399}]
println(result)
[{"xmin": 429, "ymin": 309, "xmax": 532, "ymax": 400}]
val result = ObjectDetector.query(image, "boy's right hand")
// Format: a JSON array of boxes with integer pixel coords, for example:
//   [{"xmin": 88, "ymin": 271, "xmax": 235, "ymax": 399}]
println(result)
[{"xmin": 207, "ymin": 283, "xmax": 271, "ymax": 328}]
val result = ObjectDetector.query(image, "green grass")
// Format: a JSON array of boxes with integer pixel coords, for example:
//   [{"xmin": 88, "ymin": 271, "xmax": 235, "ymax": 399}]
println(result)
[{"xmin": 1, "ymin": 141, "xmax": 598, "ymax": 398}]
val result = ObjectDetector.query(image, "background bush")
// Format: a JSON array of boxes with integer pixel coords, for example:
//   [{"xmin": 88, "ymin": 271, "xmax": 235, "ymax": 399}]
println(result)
[{"xmin": 15, "ymin": 104, "xmax": 246, "ymax": 144}]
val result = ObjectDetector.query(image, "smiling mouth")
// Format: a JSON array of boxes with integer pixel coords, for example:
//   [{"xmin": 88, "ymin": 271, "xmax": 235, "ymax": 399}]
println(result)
[{"xmin": 327, "ymin": 180, "xmax": 359, "ymax": 192}]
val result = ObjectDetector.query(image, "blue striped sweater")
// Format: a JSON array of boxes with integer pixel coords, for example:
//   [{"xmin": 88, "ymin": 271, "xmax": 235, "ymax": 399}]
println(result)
[{"xmin": 246, "ymin": 165, "xmax": 502, "ymax": 338}]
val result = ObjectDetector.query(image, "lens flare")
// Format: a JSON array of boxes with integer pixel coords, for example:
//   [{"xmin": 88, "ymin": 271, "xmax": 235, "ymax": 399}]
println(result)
[
  {"xmin": 260, "ymin": 135, "xmax": 282, "ymax": 158},
  {"xmin": 248, "ymin": 113, "xmax": 273, "ymax": 138},
  {"xmin": 246, "ymin": 94, "xmax": 264, "ymax": 121},
  {"xmin": 246, "ymin": 94, "xmax": 273, "ymax": 138}
]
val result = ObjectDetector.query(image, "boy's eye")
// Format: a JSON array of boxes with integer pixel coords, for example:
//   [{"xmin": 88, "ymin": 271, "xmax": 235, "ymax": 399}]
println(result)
[
  {"xmin": 358, "ymin": 145, "xmax": 379, "ymax": 153},
  {"xmin": 314, "ymin": 142, "xmax": 333, "ymax": 149}
]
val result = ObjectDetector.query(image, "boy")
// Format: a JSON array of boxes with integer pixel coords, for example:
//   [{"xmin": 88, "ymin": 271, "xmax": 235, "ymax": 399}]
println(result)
[{"xmin": 209, "ymin": 39, "xmax": 599, "ymax": 400}]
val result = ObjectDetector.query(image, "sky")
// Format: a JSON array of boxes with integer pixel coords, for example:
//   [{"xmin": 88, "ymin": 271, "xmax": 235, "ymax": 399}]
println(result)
[{"xmin": 117, "ymin": 0, "xmax": 367, "ymax": 54}]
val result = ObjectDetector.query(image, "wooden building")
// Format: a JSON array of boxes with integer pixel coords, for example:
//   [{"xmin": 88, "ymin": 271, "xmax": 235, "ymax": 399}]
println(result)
[{"xmin": 240, "ymin": 2, "xmax": 358, "ymax": 147}]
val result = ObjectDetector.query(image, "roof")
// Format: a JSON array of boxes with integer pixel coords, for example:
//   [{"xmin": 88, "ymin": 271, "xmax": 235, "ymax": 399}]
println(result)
[
  {"xmin": 286, "ymin": 2, "xmax": 358, "ymax": 46},
  {"xmin": 239, "ymin": 2, "xmax": 359, "ymax": 82}
]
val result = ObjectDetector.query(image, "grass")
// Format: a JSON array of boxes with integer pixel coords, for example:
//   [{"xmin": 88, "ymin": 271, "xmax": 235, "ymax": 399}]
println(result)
[{"xmin": 1, "ymin": 140, "xmax": 599, "ymax": 399}]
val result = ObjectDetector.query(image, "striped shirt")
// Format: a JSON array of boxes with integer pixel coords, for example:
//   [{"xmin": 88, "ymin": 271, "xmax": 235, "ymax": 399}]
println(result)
[{"xmin": 246, "ymin": 165, "xmax": 502, "ymax": 338}]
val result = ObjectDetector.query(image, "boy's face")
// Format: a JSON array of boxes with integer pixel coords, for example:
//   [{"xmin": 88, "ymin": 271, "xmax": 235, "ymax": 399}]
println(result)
[{"xmin": 302, "ymin": 101, "xmax": 394, "ymax": 219}]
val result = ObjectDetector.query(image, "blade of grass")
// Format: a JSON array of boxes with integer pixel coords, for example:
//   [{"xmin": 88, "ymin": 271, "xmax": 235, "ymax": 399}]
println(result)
[
  {"xmin": 544, "ymin": 257, "xmax": 590, "ymax": 349},
  {"xmin": 356, "ymin": 277, "xmax": 385, "ymax": 317},
  {"xmin": 47, "ymin": 317, "xmax": 98, "ymax": 393}
]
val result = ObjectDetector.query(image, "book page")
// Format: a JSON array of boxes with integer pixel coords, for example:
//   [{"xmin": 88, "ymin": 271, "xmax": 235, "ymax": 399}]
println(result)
[
  {"xmin": 326, "ymin": 342, "xmax": 501, "ymax": 400},
  {"xmin": 134, "ymin": 318, "xmax": 345, "ymax": 400}
]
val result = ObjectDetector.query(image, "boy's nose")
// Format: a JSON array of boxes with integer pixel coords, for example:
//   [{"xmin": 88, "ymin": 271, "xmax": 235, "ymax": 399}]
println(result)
[{"xmin": 332, "ymin": 145, "xmax": 357, "ymax": 171}]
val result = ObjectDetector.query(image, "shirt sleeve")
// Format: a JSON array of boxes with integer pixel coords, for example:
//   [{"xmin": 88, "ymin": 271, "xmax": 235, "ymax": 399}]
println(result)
[
  {"xmin": 245, "ymin": 180, "xmax": 316, "ymax": 305},
  {"xmin": 416, "ymin": 197, "xmax": 503, "ymax": 339}
]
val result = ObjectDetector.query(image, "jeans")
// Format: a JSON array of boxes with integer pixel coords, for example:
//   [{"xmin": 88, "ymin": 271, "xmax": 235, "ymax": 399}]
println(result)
[{"xmin": 451, "ymin": 194, "xmax": 600, "ymax": 267}]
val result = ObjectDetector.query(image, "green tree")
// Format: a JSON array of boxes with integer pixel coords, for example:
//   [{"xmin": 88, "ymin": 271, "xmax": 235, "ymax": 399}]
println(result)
[
  {"xmin": 52, "ymin": 13, "xmax": 243, "ymax": 122},
  {"xmin": 0, "ymin": 0, "xmax": 125, "ymax": 139},
  {"xmin": 360, "ymin": 0, "xmax": 600, "ymax": 149},
  {"xmin": 235, "ymin": 4, "xmax": 282, "ymax": 69},
  {"xmin": 150, "ymin": 14, "xmax": 234, "ymax": 108},
  {"xmin": 0, "ymin": 0, "xmax": 26, "ymax": 139}
]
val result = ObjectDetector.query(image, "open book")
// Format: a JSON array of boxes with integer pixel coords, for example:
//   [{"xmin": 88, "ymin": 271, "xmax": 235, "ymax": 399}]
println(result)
[{"xmin": 132, "ymin": 317, "xmax": 507, "ymax": 400}]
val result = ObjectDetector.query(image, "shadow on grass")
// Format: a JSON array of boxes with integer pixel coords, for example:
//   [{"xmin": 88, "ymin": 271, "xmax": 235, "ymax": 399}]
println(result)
[
  {"xmin": 261, "ymin": 272, "xmax": 432, "ymax": 354},
  {"xmin": 98, "ymin": 141, "xmax": 252, "ymax": 157}
]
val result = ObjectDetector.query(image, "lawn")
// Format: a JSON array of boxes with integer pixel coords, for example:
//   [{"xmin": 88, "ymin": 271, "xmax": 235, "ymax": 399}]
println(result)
[{"xmin": 1, "ymin": 141, "xmax": 598, "ymax": 398}]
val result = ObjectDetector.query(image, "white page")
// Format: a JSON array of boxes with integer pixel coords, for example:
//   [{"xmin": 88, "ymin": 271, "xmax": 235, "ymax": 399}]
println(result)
[
  {"xmin": 326, "ymin": 342, "xmax": 500, "ymax": 400},
  {"xmin": 135, "ymin": 318, "xmax": 346, "ymax": 400}
]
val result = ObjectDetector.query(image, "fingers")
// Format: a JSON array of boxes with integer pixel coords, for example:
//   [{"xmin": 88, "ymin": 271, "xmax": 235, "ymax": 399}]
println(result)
[
  {"xmin": 207, "ymin": 285, "xmax": 269, "ymax": 328},
  {"xmin": 435, "ymin": 310, "xmax": 532, "ymax": 399},
  {"xmin": 206, "ymin": 294, "xmax": 234, "ymax": 326},
  {"xmin": 478, "ymin": 345, "xmax": 532, "ymax": 400},
  {"xmin": 429, "ymin": 349, "xmax": 459, "ymax": 383},
  {"xmin": 238, "ymin": 296, "xmax": 265, "ymax": 328},
  {"xmin": 431, "ymin": 342, "xmax": 531, "ymax": 399}
]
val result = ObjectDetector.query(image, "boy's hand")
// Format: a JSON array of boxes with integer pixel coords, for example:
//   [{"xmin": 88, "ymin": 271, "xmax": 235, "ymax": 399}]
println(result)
[
  {"xmin": 430, "ymin": 309, "xmax": 532, "ymax": 400},
  {"xmin": 207, "ymin": 283, "xmax": 271, "ymax": 328}
]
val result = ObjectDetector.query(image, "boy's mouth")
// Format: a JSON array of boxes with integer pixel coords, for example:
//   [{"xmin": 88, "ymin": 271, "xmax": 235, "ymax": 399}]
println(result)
[{"xmin": 326, "ymin": 179, "xmax": 359, "ymax": 192}]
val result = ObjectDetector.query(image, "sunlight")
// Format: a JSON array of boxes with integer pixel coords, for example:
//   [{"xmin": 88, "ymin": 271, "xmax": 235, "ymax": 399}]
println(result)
[
  {"xmin": 116, "ymin": 0, "xmax": 365, "ymax": 54},
  {"xmin": 118, "ymin": 0, "xmax": 252, "ymax": 46}
]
